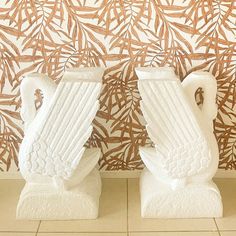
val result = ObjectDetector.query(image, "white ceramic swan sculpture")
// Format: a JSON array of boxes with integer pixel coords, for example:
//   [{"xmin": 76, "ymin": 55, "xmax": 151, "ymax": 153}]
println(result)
[
  {"xmin": 135, "ymin": 67, "xmax": 223, "ymax": 218},
  {"xmin": 17, "ymin": 67, "xmax": 104, "ymax": 220}
]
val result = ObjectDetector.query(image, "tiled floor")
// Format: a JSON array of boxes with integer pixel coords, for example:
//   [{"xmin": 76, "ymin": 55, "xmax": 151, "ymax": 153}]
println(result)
[{"xmin": 0, "ymin": 178, "xmax": 236, "ymax": 236}]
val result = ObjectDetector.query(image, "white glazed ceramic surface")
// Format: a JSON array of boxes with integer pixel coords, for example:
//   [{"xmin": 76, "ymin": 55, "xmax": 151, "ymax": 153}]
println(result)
[
  {"xmin": 17, "ymin": 67, "xmax": 104, "ymax": 220},
  {"xmin": 136, "ymin": 67, "xmax": 223, "ymax": 218}
]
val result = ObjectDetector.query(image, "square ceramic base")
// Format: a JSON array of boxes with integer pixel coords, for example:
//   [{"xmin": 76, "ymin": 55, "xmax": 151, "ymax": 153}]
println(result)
[
  {"xmin": 140, "ymin": 168, "xmax": 223, "ymax": 218},
  {"xmin": 16, "ymin": 168, "xmax": 101, "ymax": 220}
]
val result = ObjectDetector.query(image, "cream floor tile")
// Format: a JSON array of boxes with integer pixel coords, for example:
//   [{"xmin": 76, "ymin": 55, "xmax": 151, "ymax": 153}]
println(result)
[
  {"xmin": 220, "ymin": 231, "xmax": 236, "ymax": 236},
  {"xmin": 0, "ymin": 234, "xmax": 35, "ymax": 236},
  {"xmin": 129, "ymin": 233, "xmax": 219, "ymax": 236},
  {"xmin": 39, "ymin": 179, "xmax": 127, "ymax": 232},
  {"xmin": 215, "ymin": 179, "xmax": 236, "ymax": 230},
  {"xmin": 128, "ymin": 179, "xmax": 217, "ymax": 232},
  {"xmin": 0, "ymin": 180, "xmax": 40, "ymax": 232},
  {"xmin": 38, "ymin": 233, "xmax": 127, "ymax": 236}
]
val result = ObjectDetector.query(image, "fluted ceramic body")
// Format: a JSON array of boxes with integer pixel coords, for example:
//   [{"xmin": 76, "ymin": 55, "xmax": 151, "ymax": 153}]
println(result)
[
  {"xmin": 19, "ymin": 67, "xmax": 104, "ymax": 188},
  {"xmin": 136, "ymin": 67, "xmax": 219, "ymax": 188},
  {"xmin": 135, "ymin": 67, "xmax": 222, "ymax": 218},
  {"xmin": 17, "ymin": 67, "xmax": 104, "ymax": 219}
]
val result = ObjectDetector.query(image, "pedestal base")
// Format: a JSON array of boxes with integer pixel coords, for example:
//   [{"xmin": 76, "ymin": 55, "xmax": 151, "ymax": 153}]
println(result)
[
  {"xmin": 16, "ymin": 168, "xmax": 101, "ymax": 220},
  {"xmin": 140, "ymin": 168, "xmax": 223, "ymax": 218}
]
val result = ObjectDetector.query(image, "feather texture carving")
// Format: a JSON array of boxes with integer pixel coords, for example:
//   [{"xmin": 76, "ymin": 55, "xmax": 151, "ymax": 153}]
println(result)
[
  {"xmin": 0, "ymin": 0, "xmax": 235, "ymax": 171},
  {"xmin": 16, "ymin": 67, "xmax": 104, "ymax": 220},
  {"xmin": 136, "ymin": 67, "xmax": 219, "ymax": 188},
  {"xmin": 136, "ymin": 67, "xmax": 223, "ymax": 218},
  {"xmin": 19, "ymin": 68, "xmax": 104, "ymax": 187}
]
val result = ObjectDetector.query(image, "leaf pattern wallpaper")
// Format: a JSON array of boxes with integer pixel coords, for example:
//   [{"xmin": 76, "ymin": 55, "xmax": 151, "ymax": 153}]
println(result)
[{"xmin": 0, "ymin": 0, "xmax": 235, "ymax": 172}]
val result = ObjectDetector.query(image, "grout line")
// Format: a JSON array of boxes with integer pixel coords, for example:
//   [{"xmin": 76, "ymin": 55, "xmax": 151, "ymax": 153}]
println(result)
[
  {"xmin": 35, "ymin": 232, "xmax": 128, "ymax": 234},
  {"xmin": 220, "ymin": 230, "xmax": 236, "ymax": 231},
  {"xmin": 214, "ymin": 218, "xmax": 222, "ymax": 236},
  {"xmin": 35, "ymin": 220, "xmax": 41, "ymax": 236},
  {"xmin": 0, "ymin": 231, "xmax": 37, "ymax": 233},
  {"xmin": 126, "ymin": 178, "xmax": 129, "ymax": 235},
  {"xmin": 128, "ymin": 230, "xmax": 221, "ymax": 233},
  {"xmin": 0, "ymin": 230, "xmax": 224, "ymax": 233},
  {"xmin": 2, "ymin": 169, "xmax": 236, "ymax": 179}
]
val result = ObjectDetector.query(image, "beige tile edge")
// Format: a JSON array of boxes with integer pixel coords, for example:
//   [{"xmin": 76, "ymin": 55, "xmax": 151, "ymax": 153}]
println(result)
[{"xmin": 0, "ymin": 169, "xmax": 236, "ymax": 179}]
